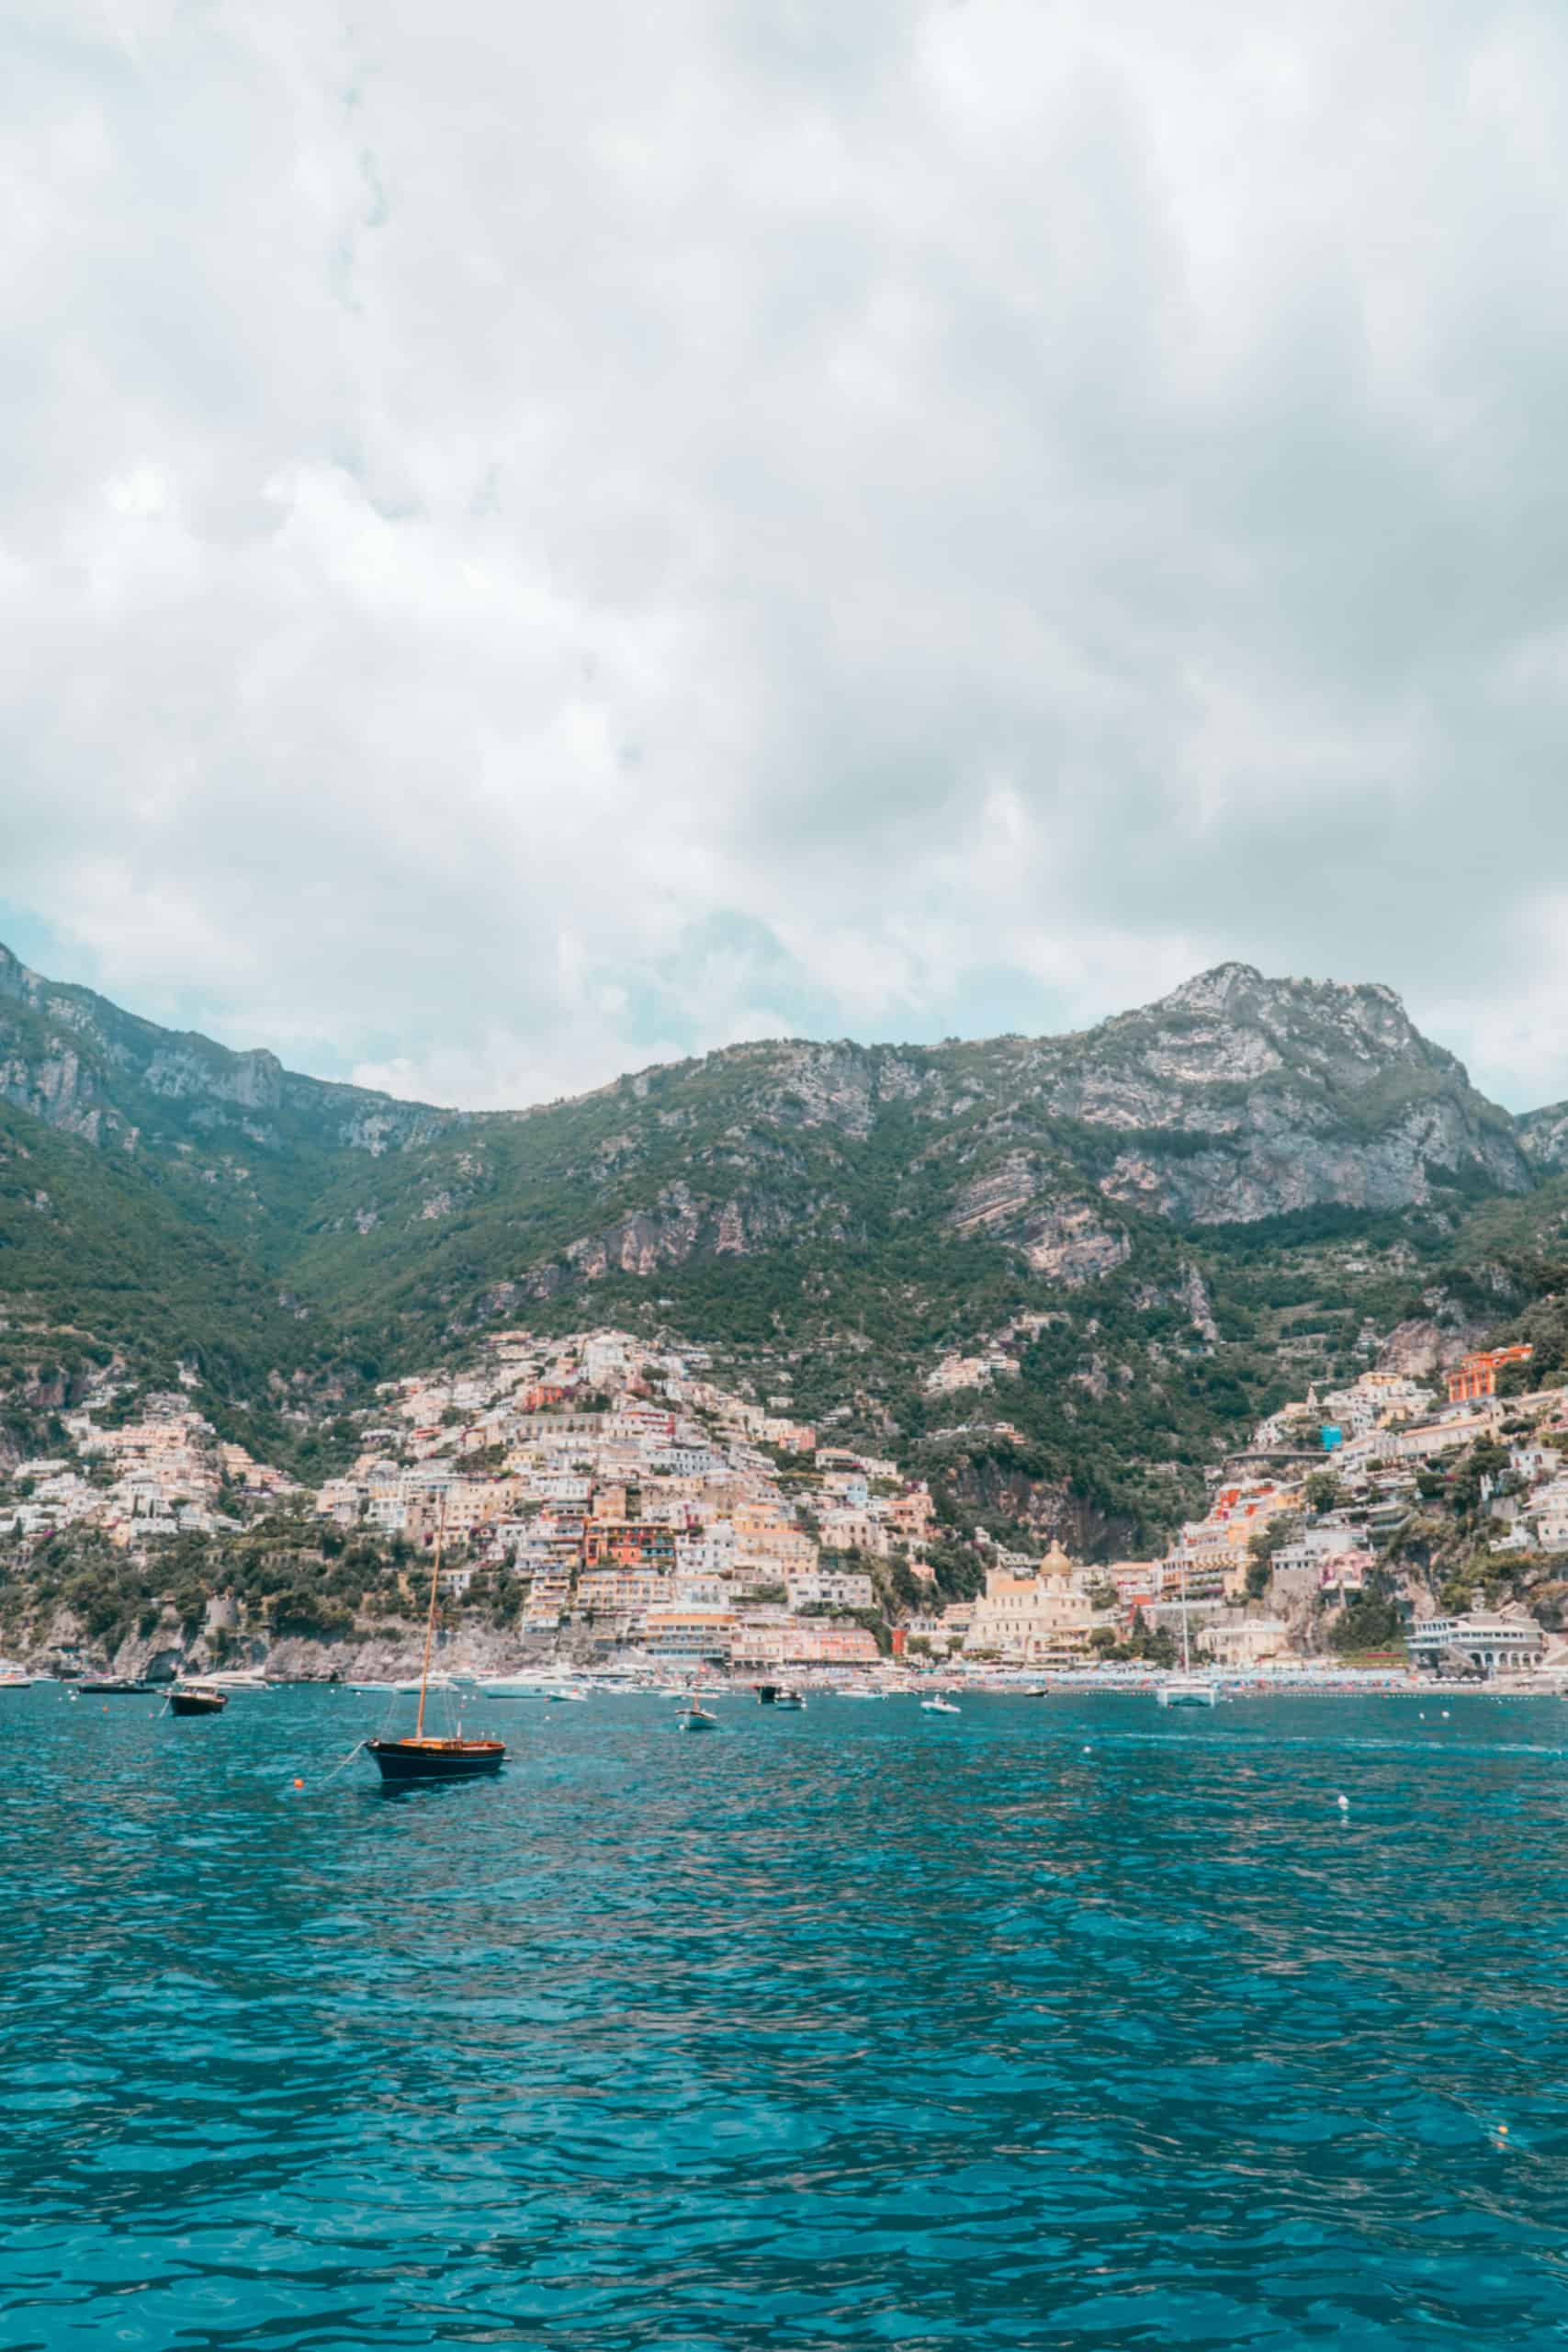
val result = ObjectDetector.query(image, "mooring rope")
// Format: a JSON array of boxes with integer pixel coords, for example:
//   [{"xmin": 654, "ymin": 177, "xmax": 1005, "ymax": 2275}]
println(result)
[{"xmin": 317, "ymin": 1738, "xmax": 367, "ymax": 1786}]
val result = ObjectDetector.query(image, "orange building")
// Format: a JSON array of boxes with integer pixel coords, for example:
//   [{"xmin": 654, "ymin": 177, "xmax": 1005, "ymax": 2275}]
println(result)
[
  {"xmin": 581, "ymin": 1519, "xmax": 678, "ymax": 1571},
  {"xmin": 1446, "ymin": 1345, "xmax": 1534, "ymax": 1404}
]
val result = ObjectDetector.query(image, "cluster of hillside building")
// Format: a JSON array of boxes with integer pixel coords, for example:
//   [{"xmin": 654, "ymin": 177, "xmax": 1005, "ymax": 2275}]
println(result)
[
  {"xmin": 0, "ymin": 1376, "xmax": 289, "ymax": 1549},
  {"xmin": 5, "ymin": 1329, "xmax": 1564, "ymax": 1679},
  {"xmin": 303, "ymin": 1329, "xmax": 926, "ymax": 1672}
]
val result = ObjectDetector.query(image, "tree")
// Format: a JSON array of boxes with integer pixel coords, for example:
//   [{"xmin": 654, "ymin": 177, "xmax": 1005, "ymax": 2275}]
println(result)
[
  {"xmin": 1303, "ymin": 1471, "xmax": 1342, "ymax": 1515},
  {"xmin": 1330, "ymin": 1586, "xmax": 1403, "ymax": 1654}
]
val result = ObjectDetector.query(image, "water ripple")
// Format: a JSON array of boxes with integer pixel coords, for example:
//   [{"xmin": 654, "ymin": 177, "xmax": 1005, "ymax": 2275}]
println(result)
[{"xmin": 4, "ymin": 1687, "xmax": 1568, "ymax": 2347}]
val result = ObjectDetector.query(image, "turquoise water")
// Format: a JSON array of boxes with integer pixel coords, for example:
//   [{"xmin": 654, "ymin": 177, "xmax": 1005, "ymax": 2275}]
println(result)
[{"xmin": 4, "ymin": 1686, "xmax": 1568, "ymax": 2349}]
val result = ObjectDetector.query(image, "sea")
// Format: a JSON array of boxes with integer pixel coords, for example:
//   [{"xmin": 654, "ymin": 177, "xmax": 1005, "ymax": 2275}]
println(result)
[{"xmin": 3, "ymin": 1683, "xmax": 1568, "ymax": 2350}]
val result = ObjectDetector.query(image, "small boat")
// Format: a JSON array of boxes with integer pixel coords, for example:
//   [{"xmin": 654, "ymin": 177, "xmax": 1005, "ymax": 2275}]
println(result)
[
  {"xmin": 198, "ymin": 1670, "xmax": 271, "ymax": 1693},
  {"xmin": 367, "ymin": 1734, "xmax": 507, "ymax": 1779},
  {"xmin": 77, "ymin": 1678, "xmax": 152, "ymax": 1695},
  {"xmin": 678, "ymin": 1666, "xmax": 718, "ymax": 1732},
  {"xmin": 547, "ymin": 1687, "xmax": 589, "ymax": 1703},
  {"xmin": 921, "ymin": 1695, "xmax": 961, "ymax": 1715},
  {"xmin": 0, "ymin": 1670, "xmax": 34, "ymax": 1689},
  {"xmin": 367, "ymin": 1501, "xmax": 506, "ymax": 1782},
  {"xmin": 168, "ymin": 1683, "xmax": 228, "ymax": 1717},
  {"xmin": 773, "ymin": 1688, "xmax": 807, "ymax": 1711}
]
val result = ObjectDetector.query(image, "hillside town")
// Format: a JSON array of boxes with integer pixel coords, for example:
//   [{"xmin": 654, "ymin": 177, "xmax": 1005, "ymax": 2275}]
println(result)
[{"xmin": 5, "ymin": 1326, "xmax": 1568, "ymax": 1683}]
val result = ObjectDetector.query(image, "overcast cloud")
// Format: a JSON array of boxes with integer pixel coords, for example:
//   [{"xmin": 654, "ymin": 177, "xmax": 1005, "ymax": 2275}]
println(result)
[{"xmin": 4, "ymin": 0, "xmax": 1568, "ymax": 1109}]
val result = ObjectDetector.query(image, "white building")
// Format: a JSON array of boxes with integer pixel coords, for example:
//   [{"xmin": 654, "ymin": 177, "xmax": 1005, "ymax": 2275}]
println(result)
[
  {"xmin": 1408, "ymin": 1613, "xmax": 1546, "ymax": 1679},
  {"xmin": 786, "ymin": 1567, "xmax": 874, "ymax": 1612}
]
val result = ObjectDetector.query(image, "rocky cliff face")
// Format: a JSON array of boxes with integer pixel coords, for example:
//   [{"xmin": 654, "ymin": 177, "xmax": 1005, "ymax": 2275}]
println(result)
[
  {"xmin": 0, "ymin": 942, "xmax": 1551, "ymax": 1383},
  {"xmin": 467, "ymin": 964, "xmax": 1529, "ymax": 1304},
  {"xmin": 0, "ymin": 943, "xmax": 450, "ymax": 1159},
  {"xmin": 1517, "ymin": 1102, "xmax": 1568, "ymax": 1172}
]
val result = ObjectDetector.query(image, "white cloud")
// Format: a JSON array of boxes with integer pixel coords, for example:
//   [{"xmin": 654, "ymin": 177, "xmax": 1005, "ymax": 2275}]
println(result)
[{"xmin": 3, "ymin": 0, "xmax": 1568, "ymax": 1106}]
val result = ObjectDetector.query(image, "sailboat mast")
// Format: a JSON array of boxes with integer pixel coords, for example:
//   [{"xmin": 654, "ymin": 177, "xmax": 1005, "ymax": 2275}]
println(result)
[
  {"xmin": 415, "ymin": 1492, "xmax": 446, "ymax": 1740},
  {"xmin": 1180, "ymin": 1554, "xmax": 1190, "ymax": 1675}
]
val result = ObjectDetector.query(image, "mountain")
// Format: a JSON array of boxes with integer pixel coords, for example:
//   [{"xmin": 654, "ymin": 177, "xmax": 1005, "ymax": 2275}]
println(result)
[{"xmin": 2, "ymin": 943, "xmax": 1562, "ymax": 1546}]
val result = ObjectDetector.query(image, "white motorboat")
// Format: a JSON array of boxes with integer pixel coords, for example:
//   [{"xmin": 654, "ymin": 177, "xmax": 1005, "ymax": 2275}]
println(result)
[
  {"xmin": 679, "ymin": 1667, "xmax": 718, "ymax": 1730},
  {"xmin": 921, "ymin": 1696, "xmax": 961, "ymax": 1715},
  {"xmin": 197, "ymin": 1670, "xmax": 270, "ymax": 1692},
  {"xmin": 548, "ymin": 1687, "xmax": 590, "ymax": 1703}
]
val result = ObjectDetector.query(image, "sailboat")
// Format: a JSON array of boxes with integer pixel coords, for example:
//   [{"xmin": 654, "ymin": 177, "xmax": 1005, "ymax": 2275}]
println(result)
[
  {"xmin": 1156, "ymin": 1554, "xmax": 1218, "ymax": 1709},
  {"xmin": 679, "ymin": 1666, "xmax": 718, "ymax": 1732},
  {"xmin": 367, "ymin": 1501, "xmax": 507, "ymax": 1780}
]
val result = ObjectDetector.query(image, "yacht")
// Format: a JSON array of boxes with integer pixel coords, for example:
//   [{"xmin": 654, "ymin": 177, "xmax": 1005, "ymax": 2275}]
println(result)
[
  {"xmin": 1156, "ymin": 1555, "xmax": 1220, "ymax": 1708},
  {"xmin": 1156, "ymin": 1676, "xmax": 1219, "ymax": 1709}
]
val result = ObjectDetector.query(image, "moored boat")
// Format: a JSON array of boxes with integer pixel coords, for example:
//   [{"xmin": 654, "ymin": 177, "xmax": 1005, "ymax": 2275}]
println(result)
[
  {"xmin": 366, "ymin": 1734, "xmax": 507, "ymax": 1779},
  {"xmin": 1155, "ymin": 1556, "xmax": 1219, "ymax": 1707},
  {"xmin": 921, "ymin": 1695, "xmax": 961, "ymax": 1715},
  {"xmin": 77, "ymin": 1678, "xmax": 152, "ymax": 1695},
  {"xmin": 678, "ymin": 1665, "xmax": 718, "ymax": 1731},
  {"xmin": 366, "ymin": 1499, "xmax": 506, "ymax": 1782},
  {"xmin": 169, "ymin": 1684, "xmax": 228, "ymax": 1717},
  {"xmin": 1156, "ymin": 1677, "xmax": 1218, "ymax": 1709}
]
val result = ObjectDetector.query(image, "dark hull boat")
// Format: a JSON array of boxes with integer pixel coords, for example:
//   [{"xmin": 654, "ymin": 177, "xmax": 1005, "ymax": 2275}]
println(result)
[
  {"xmin": 367, "ymin": 1736, "xmax": 505, "ymax": 1781},
  {"xmin": 169, "ymin": 1687, "xmax": 227, "ymax": 1717},
  {"xmin": 78, "ymin": 1679, "xmax": 152, "ymax": 1695},
  {"xmin": 362, "ymin": 1498, "xmax": 505, "ymax": 1784}
]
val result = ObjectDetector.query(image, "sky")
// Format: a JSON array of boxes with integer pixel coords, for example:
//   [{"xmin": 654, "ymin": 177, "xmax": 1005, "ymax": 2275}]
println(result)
[{"xmin": 5, "ymin": 2, "xmax": 1568, "ymax": 1113}]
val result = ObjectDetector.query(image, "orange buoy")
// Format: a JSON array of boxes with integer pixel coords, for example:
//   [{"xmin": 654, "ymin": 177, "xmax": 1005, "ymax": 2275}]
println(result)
[{"xmin": 293, "ymin": 1778, "xmax": 303, "ymax": 1789}]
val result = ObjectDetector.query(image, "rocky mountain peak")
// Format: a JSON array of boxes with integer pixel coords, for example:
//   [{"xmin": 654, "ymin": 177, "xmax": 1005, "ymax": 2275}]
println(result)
[{"xmin": 1152, "ymin": 961, "xmax": 1266, "ymax": 1016}]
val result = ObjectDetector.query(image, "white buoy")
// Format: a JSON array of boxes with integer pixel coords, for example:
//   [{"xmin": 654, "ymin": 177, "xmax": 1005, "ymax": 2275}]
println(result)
[
  {"xmin": 1442, "ymin": 1710, "xmax": 1450, "ymax": 1720},
  {"xmin": 1336, "ymin": 1792, "xmax": 1349, "ymax": 1811}
]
